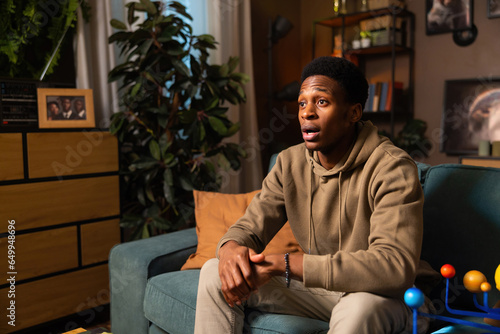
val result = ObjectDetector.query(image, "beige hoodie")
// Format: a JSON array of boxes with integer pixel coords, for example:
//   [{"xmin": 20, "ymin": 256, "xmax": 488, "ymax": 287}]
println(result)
[{"xmin": 218, "ymin": 121, "xmax": 438, "ymax": 299}]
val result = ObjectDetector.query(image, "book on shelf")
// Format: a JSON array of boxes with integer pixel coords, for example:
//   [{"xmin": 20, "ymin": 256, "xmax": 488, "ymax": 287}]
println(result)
[
  {"xmin": 379, "ymin": 82, "xmax": 389, "ymax": 112},
  {"xmin": 365, "ymin": 80, "xmax": 404, "ymax": 112},
  {"xmin": 372, "ymin": 82, "xmax": 382, "ymax": 112},
  {"xmin": 365, "ymin": 83, "xmax": 376, "ymax": 112},
  {"xmin": 385, "ymin": 81, "xmax": 404, "ymax": 111}
]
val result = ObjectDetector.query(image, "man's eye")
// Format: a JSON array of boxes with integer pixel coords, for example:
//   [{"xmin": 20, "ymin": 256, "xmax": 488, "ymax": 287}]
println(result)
[{"xmin": 318, "ymin": 99, "xmax": 327, "ymax": 105}]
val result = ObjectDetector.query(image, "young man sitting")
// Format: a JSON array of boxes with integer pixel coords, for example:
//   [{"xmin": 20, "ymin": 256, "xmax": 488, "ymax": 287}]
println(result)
[{"xmin": 194, "ymin": 56, "xmax": 438, "ymax": 334}]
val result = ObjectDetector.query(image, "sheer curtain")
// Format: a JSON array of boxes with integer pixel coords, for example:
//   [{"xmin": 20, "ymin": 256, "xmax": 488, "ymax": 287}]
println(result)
[
  {"xmin": 204, "ymin": 0, "xmax": 263, "ymax": 193},
  {"xmin": 75, "ymin": 0, "xmax": 121, "ymax": 128},
  {"xmin": 75, "ymin": 0, "xmax": 262, "ymax": 193}
]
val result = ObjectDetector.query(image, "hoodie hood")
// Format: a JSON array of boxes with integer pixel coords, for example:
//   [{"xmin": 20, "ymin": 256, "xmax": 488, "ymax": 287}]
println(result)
[{"xmin": 305, "ymin": 121, "xmax": 388, "ymax": 177}]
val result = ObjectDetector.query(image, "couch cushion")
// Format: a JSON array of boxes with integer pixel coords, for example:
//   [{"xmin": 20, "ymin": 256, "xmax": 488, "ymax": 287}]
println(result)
[
  {"xmin": 144, "ymin": 270, "xmax": 200, "ymax": 334},
  {"xmin": 420, "ymin": 164, "xmax": 500, "ymax": 310}
]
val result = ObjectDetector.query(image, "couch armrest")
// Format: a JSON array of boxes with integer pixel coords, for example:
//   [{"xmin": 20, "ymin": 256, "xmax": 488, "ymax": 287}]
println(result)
[{"xmin": 109, "ymin": 228, "xmax": 197, "ymax": 334}]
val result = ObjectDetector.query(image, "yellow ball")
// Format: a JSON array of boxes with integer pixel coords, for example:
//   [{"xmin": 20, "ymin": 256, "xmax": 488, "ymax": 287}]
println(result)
[{"xmin": 463, "ymin": 270, "xmax": 487, "ymax": 293}]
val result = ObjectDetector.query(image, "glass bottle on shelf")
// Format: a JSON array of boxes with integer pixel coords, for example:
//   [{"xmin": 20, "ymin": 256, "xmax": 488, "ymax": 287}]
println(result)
[{"xmin": 360, "ymin": 0, "xmax": 368, "ymax": 12}]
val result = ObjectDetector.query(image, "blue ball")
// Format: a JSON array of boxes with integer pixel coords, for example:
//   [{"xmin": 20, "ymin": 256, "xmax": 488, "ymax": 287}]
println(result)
[{"xmin": 404, "ymin": 287, "xmax": 425, "ymax": 309}]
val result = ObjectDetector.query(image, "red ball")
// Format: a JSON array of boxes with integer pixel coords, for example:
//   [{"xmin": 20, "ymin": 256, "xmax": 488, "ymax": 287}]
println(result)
[{"xmin": 441, "ymin": 264, "xmax": 456, "ymax": 279}]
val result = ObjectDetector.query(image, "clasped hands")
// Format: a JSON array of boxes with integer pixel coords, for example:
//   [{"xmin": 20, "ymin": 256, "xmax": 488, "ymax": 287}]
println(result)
[{"xmin": 218, "ymin": 240, "xmax": 284, "ymax": 308}]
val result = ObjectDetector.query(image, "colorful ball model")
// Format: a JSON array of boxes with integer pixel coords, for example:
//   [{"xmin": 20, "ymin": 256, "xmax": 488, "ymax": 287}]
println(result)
[
  {"xmin": 463, "ymin": 270, "xmax": 487, "ymax": 293},
  {"xmin": 441, "ymin": 264, "xmax": 456, "ymax": 279},
  {"xmin": 404, "ymin": 287, "xmax": 425, "ymax": 309}
]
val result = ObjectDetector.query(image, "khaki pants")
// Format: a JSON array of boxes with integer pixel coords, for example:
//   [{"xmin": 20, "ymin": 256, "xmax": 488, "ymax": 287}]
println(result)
[{"xmin": 194, "ymin": 258, "xmax": 430, "ymax": 334}]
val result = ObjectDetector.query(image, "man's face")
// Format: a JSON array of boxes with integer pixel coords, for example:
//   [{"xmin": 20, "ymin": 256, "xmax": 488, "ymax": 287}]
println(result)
[
  {"xmin": 75, "ymin": 100, "xmax": 83, "ymax": 111},
  {"xmin": 298, "ymin": 75, "xmax": 357, "ymax": 157},
  {"xmin": 62, "ymin": 98, "xmax": 72, "ymax": 111}
]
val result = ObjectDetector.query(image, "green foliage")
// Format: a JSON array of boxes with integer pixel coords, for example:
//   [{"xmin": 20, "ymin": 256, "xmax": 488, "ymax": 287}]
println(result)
[
  {"xmin": 0, "ymin": 0, "xmax": 89, "ymax": 79},
  {"xmin": 108, "ymin": 0, "xmax": 249, "ymax": 240},
  {"xmin": 382, "ymin": 119, "xmax": 432, "ymax": 159}
]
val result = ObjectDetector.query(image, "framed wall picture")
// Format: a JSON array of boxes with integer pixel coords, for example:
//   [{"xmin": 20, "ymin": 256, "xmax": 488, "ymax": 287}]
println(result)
[
  {"xmin": 426, "ymin": 0, "xmax": 473, "ymax": 35},
  {"xmin": 441, "ymin": 78, "xmax": 500, "ymax": 155},
  {"xmin": 488, "ymin": 0, "xmax": 500, "ymax": 18},
  {"xmin": 37, "ymin": 88, "xmax": 95, "ymax": 129}
]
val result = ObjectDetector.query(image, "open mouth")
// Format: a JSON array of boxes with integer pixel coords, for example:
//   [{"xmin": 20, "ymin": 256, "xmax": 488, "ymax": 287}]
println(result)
[{"xmin": 302, "ymin": 126, "xmax": 319, "ymax": 141}]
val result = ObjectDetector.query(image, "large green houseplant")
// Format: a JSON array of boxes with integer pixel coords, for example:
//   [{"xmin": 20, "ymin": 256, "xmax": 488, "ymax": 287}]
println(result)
[{"xmin": 108, "ymin": 0, "xmax": 249, "ymax": 240}]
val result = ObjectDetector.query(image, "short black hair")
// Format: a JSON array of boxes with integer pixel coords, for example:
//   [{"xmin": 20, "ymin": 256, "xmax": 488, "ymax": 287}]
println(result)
[{"xmin": 301, "ymin": 56, "xmax": 368, "ymax": 110}]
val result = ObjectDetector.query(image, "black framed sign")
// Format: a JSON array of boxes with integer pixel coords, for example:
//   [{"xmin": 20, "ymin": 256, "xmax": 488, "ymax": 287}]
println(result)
[
  {"xmin": 426, "ymin": 0, "xmax": 473, "ymax": 35},
  {"xmin": 441, "ymin": 78, "xmax": 500, "ymax": 155}
]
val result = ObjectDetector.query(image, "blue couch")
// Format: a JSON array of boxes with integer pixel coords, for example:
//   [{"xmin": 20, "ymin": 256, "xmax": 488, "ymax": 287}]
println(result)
[{"xmin": 109, "ymin": 163, "xmax": 500, "ymax": 334}]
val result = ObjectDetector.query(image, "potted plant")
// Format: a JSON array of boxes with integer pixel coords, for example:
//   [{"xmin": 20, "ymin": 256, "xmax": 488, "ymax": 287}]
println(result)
[
  {"xmin": 108, "ymin": 0, "xmax": 249, "ymax": 240},
  {"xmin": 381, "ymin": 119, "xmax": 432, "ymax": 159},
  {"xmin": 360, "ymin": 30, "xmax": 372, "ymax": 48}
]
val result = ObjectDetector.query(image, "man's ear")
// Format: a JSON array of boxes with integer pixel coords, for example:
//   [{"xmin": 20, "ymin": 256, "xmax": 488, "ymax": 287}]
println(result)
[{"xmin": 349, "ymin": 103, "xmax": 363, "ymax": 123}]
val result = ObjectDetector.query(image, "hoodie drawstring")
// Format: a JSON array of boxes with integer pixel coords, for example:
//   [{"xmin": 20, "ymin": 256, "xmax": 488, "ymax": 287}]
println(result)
[
  {"xmin": 308, "ymin": 158, "xmax": 314, "ymax": 255},
  {"xmin": 338, "ymin": 171, "xmax": 342, "ymax": 252}
]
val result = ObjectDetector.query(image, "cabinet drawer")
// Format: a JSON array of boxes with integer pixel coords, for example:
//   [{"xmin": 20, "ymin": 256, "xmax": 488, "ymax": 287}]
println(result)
[
  {"xmin": 27, "ymin": 132, "xmax": 118, "ymax": 178},
  {"xmin": 81, "ymin": 219, "xmax": 120, "ymax": 266},
  {"xmin": 0, "ymin": 176, "xmax": 120, "ymax": 233},
  {"xmin": 0, "ymin": 265, "xmax": 109, "ymax": 332},
  {"xmin": 0, "ymin": 227, "xmax": 78, "ymax": 281},
  {"xmin": 0, "ymin": 133, "xmax": 24, "ymax": 181}
]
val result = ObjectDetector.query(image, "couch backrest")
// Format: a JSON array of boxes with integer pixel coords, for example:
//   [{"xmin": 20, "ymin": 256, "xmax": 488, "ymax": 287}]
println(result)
[{"xmin": 418, "ymin": 163, "xmax": 500, "ymax": 309}]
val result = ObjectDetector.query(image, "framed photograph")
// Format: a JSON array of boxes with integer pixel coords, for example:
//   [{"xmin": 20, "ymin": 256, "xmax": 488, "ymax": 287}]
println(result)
[
  {"xmin": 488, "ymin": 0, "xmax": 500, "ymax": 18},
  {"xmin": 426, "ymin": 0, "xmax": 473, "ymax": 35},
  {"xmin": 37, "ymin": 88, "xmax": 95, "ymax": 129},
  {"xmin": 441, "ymin": 78, "xmax": 500, "ymax": 155}
]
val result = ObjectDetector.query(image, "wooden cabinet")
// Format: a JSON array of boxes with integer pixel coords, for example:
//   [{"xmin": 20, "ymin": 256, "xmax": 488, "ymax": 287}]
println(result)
[
  {"xmin": 0, "ymin": 130, "xmax": 120, "ymax": 332},
  {"xmin": 312, "ymin": 7, "xmax": 415, "ymax": 137}
]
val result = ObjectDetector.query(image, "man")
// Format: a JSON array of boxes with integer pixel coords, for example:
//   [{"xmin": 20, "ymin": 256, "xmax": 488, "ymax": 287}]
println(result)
[
  {"xmin": 74, "ymin": 98, "xmax": 87, "ymax": 120},
  {"xmin": 60, "ymin": 97, "xmax": 78, "ymax": 120},
  {"xmin": 194, "ymin": 56, "xmax": 438, "ymax": 334}
]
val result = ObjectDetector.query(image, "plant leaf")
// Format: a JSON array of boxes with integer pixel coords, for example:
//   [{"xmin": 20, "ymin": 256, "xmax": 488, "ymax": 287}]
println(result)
[
  {"xmin": 110, "ymin": 19, "xmax": 128, "ymax": 30},
  {"xmin": 149, "ymin": 139, "xmax": 161, "ymax": 160},
  {"xmin": 163, "ymin": 169, "xmax": 175, "ymax": 205},
  {"xmin": 140, "ymin": 0, "xmax": 157, "ymax": 15},
  {"xmin": 208, "ymin": 116, "xmax": 227, "ymax": 136},
  {"xmin": 171, "ymin": 58, "xmax": 190, "ymax": 77}
]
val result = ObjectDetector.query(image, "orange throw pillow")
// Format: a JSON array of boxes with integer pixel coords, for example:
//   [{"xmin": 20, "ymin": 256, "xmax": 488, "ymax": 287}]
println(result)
[{"xmin": 181, "ymin": 189, "xmax": 302, "ymax": 270}]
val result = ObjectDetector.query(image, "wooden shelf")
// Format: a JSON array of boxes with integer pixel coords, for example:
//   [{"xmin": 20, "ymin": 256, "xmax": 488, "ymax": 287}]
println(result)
[
  {"xmin": 460, "ymin": 156, "xmax": 500, "ymax": 168},
  {"xmin": 314, "ymin": 7, "xmax": 411, "ymax": 28},
  {"xmin": 345, "ymin": 44, "xmax": 411, "ymax": 56}
]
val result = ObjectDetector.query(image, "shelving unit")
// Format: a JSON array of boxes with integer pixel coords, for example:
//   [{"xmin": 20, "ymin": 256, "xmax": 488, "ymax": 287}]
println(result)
[{"xmin": 312, "ymin": 7, "xmax": 415, "ymax": 138}]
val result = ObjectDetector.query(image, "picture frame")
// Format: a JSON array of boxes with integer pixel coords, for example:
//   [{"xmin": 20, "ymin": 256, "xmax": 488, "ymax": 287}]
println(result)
[
  {"xmin": 488, "ymin": 0, "xmax": 500, "ymax": 18},
  {"xmin": 37, "ymin": 88, "xmax": 95, "ymax": 129},
  {"xmin": 440, "ymin": 78, "xmax": 500, "ymax": 155},
  {"xmin": 426, "ymin": 0, "xmax": 473, "ymax": 35}
]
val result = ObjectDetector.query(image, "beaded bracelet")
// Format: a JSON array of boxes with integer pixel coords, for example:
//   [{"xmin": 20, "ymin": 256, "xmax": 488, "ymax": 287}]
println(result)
[{"xmin": 284, "ymin": 252, "xmax": 290, "ymax": 288}]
